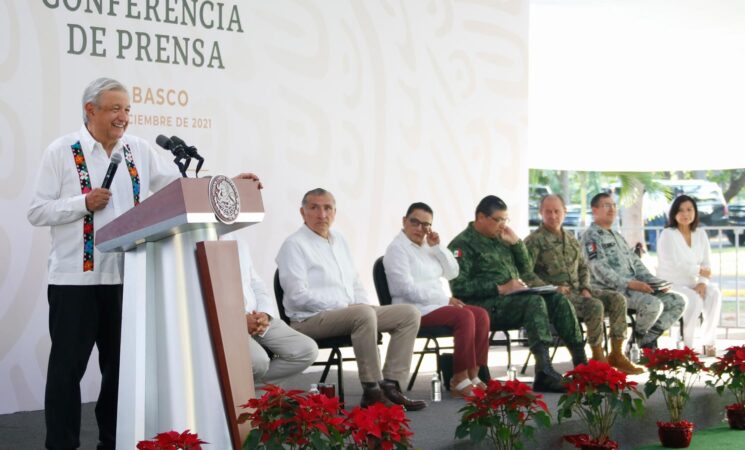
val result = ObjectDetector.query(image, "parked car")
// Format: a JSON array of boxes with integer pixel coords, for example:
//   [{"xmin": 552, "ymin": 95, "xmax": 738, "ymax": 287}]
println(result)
[
  {"xmin": 726, "ymin": 201, "xmax": 745, "ymax": 245},
  {"xmin": 643, "ymin": 180, "xmax": 729, "ymax": 250},
  {"xmin": 528, "ymin": 185, "xmax": 552, "ymax": 226}
]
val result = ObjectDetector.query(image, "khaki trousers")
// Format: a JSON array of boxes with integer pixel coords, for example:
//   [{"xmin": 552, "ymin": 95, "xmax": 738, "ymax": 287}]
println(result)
[{"xmin": 292, "ymin": 304, "xmax": 420, "ymax": 386}]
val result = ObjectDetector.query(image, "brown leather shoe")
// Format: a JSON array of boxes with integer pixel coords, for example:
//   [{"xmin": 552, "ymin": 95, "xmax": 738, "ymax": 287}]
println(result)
[
  {"xmin": 379, "ymin": 380, "xmax": 427, "ymax": 411},
  {"xmin": 360, "ymin": 386, "xmax": 394, "ymax": 408}
]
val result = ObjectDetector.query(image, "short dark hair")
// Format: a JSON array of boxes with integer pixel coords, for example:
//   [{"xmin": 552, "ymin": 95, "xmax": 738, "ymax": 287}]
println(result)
[
  {"xmin": 667, "ymin": 194, "xmax": 699, "ymax": 231},
  {"xmin": 475, "ymin": 195, "xmax": 507, "ymax": 218},
  {"xmin": 590, "ymin": 192, "xmax": 612, "ymax": 208},
  {"xmin": 301, "ymin": 188, "xmax": 335, "ymax": 206},
  {"xmin": 405, "ymin": 202, "xmax": 433, "ymax": 217},
  {"xmin": 539, "ymin": 194, "xmax": 566, "ymax": 210}
]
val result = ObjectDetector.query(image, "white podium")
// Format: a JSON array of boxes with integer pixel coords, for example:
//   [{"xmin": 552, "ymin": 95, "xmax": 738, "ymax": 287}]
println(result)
[{"xmin": 96, "ymin": 178, "xmax": 263, "ymax": 449}]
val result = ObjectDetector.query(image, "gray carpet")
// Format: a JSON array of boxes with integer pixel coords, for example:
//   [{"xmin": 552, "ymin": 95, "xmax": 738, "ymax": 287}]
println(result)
[{"xmin": 1, "ymin": 341, "xmax": 740, "ymax": 449}]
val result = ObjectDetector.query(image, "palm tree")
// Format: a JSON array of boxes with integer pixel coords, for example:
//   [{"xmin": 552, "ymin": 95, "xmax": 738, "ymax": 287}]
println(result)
[{"xmin": 605, "ymin": 172, "xmax": 666, "ymax": 250}]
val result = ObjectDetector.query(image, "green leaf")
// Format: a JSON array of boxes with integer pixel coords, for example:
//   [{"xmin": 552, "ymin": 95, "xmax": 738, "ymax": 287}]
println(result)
[
  {"xmin": 470, "ymin": 424, "xmax": 487, "ymax": 443},
  {"xmin": 644, "ymin": 383, "xmax": 657, "ymax": 398},
  {"xmin": 535, "ymin": 411, "xmax": 551, "ymax": 428},
  {"xmin": 244, "ymin": 430, "xmax": 261, "ymax": 450},
  {"xmin": 454, "ymin": 423, "xmax": 470, "ymax": 439}
]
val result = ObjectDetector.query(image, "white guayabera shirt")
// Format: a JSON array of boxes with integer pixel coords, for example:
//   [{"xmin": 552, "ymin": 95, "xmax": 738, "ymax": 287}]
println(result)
[
  {"xmin": 383, "ymin": 231, "xmax": 459, "ymax": 316},
  {"xmin": 27, "ymin": 125, "xmax": 178, "ymax": 285},
  {"xmin": 276, "ymin": 225, "xmax": 371, "ymax": 322}
]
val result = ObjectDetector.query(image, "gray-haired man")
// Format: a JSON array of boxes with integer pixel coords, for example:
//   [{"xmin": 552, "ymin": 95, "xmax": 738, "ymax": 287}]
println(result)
[{"xmin": 276, "ymin": 188, "xmax": 427, "ymax": 411}]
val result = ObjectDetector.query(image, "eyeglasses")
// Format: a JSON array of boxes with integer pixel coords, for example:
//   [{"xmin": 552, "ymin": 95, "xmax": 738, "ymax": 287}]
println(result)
[
  {"xmin": 488, "ymin": 215, "xmax": 510, "ymax": 225},
  {"xmin": 598, "ymin": 203, "xmax": 617, "ymax": 210},
  {"xmin": 407, "ymin": 218, "xmax": 432, "ymax": 229}
]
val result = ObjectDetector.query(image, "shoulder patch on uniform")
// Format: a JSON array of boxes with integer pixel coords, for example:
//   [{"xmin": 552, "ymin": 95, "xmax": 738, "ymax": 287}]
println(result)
[
  {"xmin": 586, "ymin": 242, "xmax": 597, "ymax": 260},
  {"xmin": 453, "ymin": 248, "xmax": 463, "ymax": 258}
]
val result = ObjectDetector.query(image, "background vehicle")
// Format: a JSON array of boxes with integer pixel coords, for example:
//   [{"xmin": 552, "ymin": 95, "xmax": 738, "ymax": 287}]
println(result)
[
  {"xmin": 528, "ymin": 185, "xmax": 552, "ymax": 226},
  {"xmin": 726, "ymin": 201, "xmax": 745, "ymax": 245},
  {"xmin": 643, "ymin": 179, "xmax": 729, "ymax": 250}
]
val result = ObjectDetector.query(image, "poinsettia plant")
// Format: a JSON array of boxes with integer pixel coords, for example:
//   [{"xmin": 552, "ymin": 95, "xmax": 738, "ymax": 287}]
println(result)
[
  {"xmin": 239, "ymin": 384, "xmax": 346, "ymax": 449},
  {"xmin": 455, "ymin": 379, "xmax": 550, "ymax": 450},
  {"xmin": 239, "ymin": 384, "xmax": 413, "ymax": 450},
  {"xmin": 136, "ymin": 430, "xmax": 206, "ymax": 449},
  {"xmin": 557, "ymin": 360, "xmax": 644, "ymax": 448},
  {"xmin": 642, "ymin": 346, "xmax": 706, "ymax": 424},
  {"xmin": 707, "ymin": 344, "xmax": 745, "ymax": 409},
  {"xmin": 346, "ymin": 402, "xmax": 413, "ymax": 450}
]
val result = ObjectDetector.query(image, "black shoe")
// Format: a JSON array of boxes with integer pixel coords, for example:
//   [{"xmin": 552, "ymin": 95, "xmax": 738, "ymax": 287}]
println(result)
[
  {"xmin": 360, "ymin": 386, "xmax": 394, "ymax": 408},
  {"xmin": 379, "ymin": 380, "xmax": 427, "ymax": 411},
  {"xmin": 568, "ymin": 343, "xmax": 588, "ymax": 367},
  {"xmin": 533, "ymin": 370, "xmax": 567, "ymax": 393},
  {"xmin": 530, "ymin": 343, "xmax": 567, "ymax": 392}
]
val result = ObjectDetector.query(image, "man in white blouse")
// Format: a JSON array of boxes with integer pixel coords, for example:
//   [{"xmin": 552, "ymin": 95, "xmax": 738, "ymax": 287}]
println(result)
[
  {"xmin": 26, "ymin": 78, "xmax": 259, "ymax": 450},
  {"xmin": 222, "ymin": 232, "xmax": 318, "ymax": 385},
  {"xmin": 275, "ymin": 188, "xmax": 427, "ymax": 411}
]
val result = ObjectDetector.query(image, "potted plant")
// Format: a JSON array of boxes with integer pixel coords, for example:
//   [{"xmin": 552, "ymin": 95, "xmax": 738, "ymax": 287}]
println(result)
[
  {"xmin": 455, "ymin": 379, "xmax": 551, "ymax": 450},
  {"xmin": 136, "ymin": 430, "xmax": 206, "ymax": 449},
  {"xmin": 346, "ymin": 402, "xmax": 414, "ymax": 450},
  {"xmin": 240, "ymin": 384, "xmax": 347, "ymax": 449},
  {"xmin": 642, "ymin": 347, "xmax": 705, "ymax": 448},
  {"xmin": 707, "ymin": 344, "xmax": 745, "ymax": 429},
  {"xmin": 239, "ymin": 384, "xmax": 413, "ymax": 449},
  {"xmin": 557, "ymin": 360, "xmax": 645, "ymax": 450}
]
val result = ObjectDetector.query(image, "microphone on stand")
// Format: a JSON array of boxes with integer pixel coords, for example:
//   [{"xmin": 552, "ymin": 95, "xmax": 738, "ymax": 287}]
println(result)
[
  {"xmin": 101, "ymin": 153, "xmax": 123, "ymax": 189},
  {"xmin": 156, "ymin": 134, "xmax": 189, "ymax": 178},
  {"xmin": 170, "ymin": 136, "xmax": 205, "ymax": 177}
]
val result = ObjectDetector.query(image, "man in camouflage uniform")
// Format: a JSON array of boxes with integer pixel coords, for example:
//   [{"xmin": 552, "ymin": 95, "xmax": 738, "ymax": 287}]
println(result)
[
  {"xmin": 580, "ymin": 192, "xmax": 685, "ymax": 349},
  {"xmin": 525, "ymin": 195, "xmax": 643, "ymax": 374},
  {"xmin": 448, "ymin": 195, "xmax": 586, "ymax": 393}
]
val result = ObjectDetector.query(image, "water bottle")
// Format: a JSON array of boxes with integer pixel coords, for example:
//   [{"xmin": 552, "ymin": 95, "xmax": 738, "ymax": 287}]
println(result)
[
  {"xmin": 507, "ymin": 366, "xmax": 517, "ymax": 381},
  {"xmin": 431, "ymin": 373, "xmax": 442, "ymax": 402},
  {"xmin": 630, "ymin": 342, "xmax": 640, "ymax": 364},
  {"xmin": 309, "ymin": 383, "xmax": 320, "ymax": 395}
]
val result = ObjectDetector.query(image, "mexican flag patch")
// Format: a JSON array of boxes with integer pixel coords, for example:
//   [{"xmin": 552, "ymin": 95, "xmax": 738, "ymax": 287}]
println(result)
[{"xmin": 453, "ymin": 248, "xmax": 463, "ymax": 258}]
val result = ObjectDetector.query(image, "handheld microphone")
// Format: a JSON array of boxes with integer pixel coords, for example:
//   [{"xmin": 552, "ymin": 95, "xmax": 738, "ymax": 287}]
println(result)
[{"xmin": 101, "ymin": 153, "xmax": 123, "ymax": 189}]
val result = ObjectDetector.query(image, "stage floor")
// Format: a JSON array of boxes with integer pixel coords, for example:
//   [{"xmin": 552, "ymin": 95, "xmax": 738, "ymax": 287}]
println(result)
[{"xmin": 3, "ymin": 335, "xmax": 745, "ymax": 449}]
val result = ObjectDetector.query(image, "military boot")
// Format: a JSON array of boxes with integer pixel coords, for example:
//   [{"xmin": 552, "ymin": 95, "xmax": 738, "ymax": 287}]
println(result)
[
  {"xmin": 608, "ymin": 339, "xmax": 644, "ymax": 375},
  {"xmin": 531, "ymin": 344, "xmax": 566, "ymax": 393},
  {"xmin": 638, "ymin": 326, "xmax": 662, "ymax": 350},
  {"xmin": 568, "ymin": 343, "xmax": 588, "ymax": 367},
  {"xmin": 590, "ymin": 344, "xmax": 608, "ymax": 363}
]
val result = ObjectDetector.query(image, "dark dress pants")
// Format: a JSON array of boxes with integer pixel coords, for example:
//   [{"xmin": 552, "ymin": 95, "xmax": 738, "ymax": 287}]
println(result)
[{"xmin": 45, "ymin": 284, "xmax": 123, "ymax": 450}]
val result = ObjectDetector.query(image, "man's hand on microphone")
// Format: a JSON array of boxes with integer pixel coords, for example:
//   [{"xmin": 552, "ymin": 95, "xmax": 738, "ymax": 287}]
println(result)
[
  {"xmin": 85, "ymin": 188, "xmax": 111, "ymax": 212},
  {"xmin": 234, "ymin": 173, "xmax": 263, "ymax": 189}
]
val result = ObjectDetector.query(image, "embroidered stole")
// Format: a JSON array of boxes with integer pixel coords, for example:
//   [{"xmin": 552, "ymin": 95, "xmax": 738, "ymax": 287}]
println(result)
[{"xmin": 71, "ymin": 141, "xmax": 140, "ymax": 271}]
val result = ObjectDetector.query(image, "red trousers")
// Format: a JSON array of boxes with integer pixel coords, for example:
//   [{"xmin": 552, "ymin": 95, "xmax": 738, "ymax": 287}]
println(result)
[{"xmin": 421, "ymin": 305, "xmax": 490, "ymax": 373}]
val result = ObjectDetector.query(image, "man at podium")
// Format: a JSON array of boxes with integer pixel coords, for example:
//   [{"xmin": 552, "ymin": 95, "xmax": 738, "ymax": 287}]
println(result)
[{"xmin": 27, "ymin": 77, "xmax": 180, "ymax": 450}]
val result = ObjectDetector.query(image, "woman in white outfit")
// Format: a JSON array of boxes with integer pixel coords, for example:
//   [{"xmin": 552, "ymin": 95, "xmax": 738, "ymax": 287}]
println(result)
[{"xmin": 656, "ymin": 195, "xmax": 722, "ymax": 354}]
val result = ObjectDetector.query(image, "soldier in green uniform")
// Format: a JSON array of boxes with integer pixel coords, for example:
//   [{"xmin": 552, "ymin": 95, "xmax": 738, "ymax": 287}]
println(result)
[
  {"xmin": 448, "ymin": 195, "xmax": 586, "ymax": 393},
  {"xmin": 525, "ymin": 195, "xmax": 643, "ymax": 375},
  {"xmin": 580, "ymin": 193, "xmax": 686, "ymax": 349}
]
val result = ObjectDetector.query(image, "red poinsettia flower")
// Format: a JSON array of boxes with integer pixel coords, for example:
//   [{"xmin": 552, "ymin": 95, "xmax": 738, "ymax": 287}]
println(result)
[
  {"xmin": 707, "ymin": 345, "xmax": 745, "ymax": 409},
  {"xmin": 558, "ymin": 360, "xmax": 644, "ymax": 445},
  {"xmin": 136, "ymin": 429, "xmax": 206, "ymax": 449},
  {"xmin": 456, "ymin": 379, "xmax": 550, "ymax": 448}
]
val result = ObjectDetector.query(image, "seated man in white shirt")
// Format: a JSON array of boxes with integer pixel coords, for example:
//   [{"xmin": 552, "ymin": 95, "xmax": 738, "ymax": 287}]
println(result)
[
  {"xmin": 276, "ymin": 188, "xmax": 427, "ymax": 410},
  {"xmin": 222, "ymin": 232, "xmax": 318, "ymax": 385}
]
